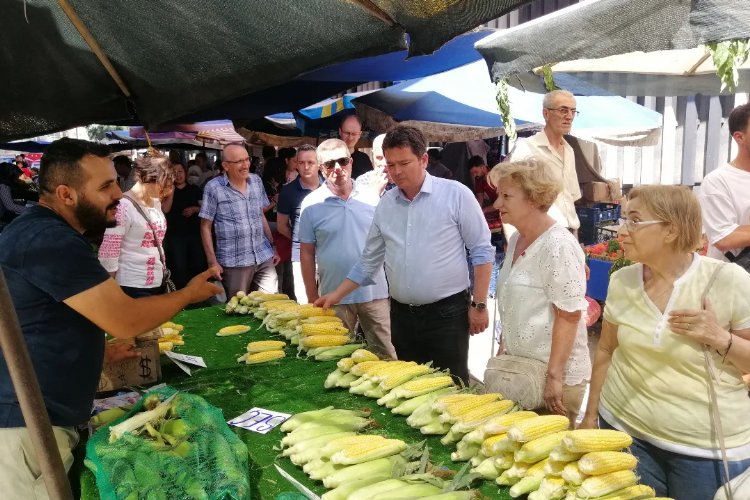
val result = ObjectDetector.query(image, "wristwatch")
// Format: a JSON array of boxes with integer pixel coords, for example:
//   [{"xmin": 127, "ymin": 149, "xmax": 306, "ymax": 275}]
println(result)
[{"xmin": 470, "ymin": 300, "xmax": 487, "ymax": 311}]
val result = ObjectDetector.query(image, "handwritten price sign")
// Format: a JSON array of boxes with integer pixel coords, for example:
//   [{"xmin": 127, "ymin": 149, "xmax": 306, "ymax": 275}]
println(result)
[{"xmin": 228, "ymin": 407, "xmax": 291, "ymax": 434}]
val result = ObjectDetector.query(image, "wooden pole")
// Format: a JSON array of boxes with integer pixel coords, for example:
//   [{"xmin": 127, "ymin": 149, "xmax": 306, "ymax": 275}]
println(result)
[{"xmin": 0, "ymin": 269, "xmax": 73, "ymax": 500}]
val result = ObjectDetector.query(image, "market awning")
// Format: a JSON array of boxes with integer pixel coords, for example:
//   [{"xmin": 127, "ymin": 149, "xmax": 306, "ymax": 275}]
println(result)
[
  {"xmin": 474, "ymin": 0, "xmax": 750, "ymax": 87},
  {"xmin": 106, "ymin": 120, "xmax": 245, "ymax": 150},
  {"xmin": 353, "ymin": 61, "xmax": 662, "ymax": 145},
  {"xmin": 1, "ymin": 1, "xmax": 534, "ymax": 141}
]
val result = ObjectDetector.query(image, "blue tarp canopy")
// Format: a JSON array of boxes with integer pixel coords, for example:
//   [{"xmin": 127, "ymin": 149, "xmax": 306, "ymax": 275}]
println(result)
[{"xmin": 353, "ymin": 61, "xmax": 663, "ymax": 145}]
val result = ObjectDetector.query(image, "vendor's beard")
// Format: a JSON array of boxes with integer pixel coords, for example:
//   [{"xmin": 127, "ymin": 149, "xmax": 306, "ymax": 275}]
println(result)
[{"xmin": 76, "ymin": 197, "xmax": 118, "ymax": 234}]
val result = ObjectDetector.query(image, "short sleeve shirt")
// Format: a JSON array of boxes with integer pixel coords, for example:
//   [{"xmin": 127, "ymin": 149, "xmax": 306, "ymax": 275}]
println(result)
[
  {"xmin": 199, "ymin": 174, "xmax": 273, "ymax": 267},
  {"xmin": 277, "ymin": 177, "xmax": 322, "ymax": 262},
  {"xmin": 0, "ymin": 206, "xmax": 110, "ymax": 427},
  {"xmin": 497, "ymin": 224, "xmax": 591, "ymax": 385},
  {"xmin": 698, "ymin": 164, "xmax": 750, "ymax": 260}
]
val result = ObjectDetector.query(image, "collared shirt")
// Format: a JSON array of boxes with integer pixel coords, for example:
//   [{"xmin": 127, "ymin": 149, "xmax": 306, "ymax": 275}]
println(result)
[
  {"xmin": 298, "ymin": 182, "xmax": 387, "ymax": 305},
  {"xmin": 348, "ymin": 173, "xmax": 494, "ymax": 305},
  {"xmin": 277, "ymin": 176, "xmax": 323, "ymax": 262},
  {"xmin": 511, "ymin": 131, "xmax": 581, "ymax": 229},
  {"xmin": 199, "ymin": 174, "xmax": 273, "ymax": 267}
]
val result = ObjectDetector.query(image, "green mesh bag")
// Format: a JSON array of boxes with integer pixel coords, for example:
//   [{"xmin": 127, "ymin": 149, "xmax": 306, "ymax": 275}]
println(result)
[{"xmin": 85, "ymin": 386, "xmax": 250, "ymax": 500}]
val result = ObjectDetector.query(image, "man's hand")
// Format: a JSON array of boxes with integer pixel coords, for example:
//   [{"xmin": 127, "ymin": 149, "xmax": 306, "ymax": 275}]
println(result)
[
  {"xmin": 314, "ymin": 293, "xmax": 339, "ymax": 310},
  {"xmin": 307, "ymin": 291, "xmax": 320, "ymax": 304},
  {"xmin": 104, "ymin": 340, "xmax": 139, "ymax": 363},
  {"xmin": 182, "ymin": 206, "xmax": 199, "ymax": 217},
  {"xmin": 272, "ymin": 251, "xmax": 281, "ymax": 266},
  {"xmin": 468, "ymin": 307, "xmax": 489, "ymax": 335},
  {"xmin": 208, "ymin": 260, "xmax": 223, "ymax": 277},
  {"xmin": 184, "ymin": 267, "xmax": 223, "ymax": 303}
]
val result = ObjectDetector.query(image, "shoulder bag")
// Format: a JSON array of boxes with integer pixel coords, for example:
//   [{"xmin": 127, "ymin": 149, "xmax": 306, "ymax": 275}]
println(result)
[
  {"xmin": 122, "ymin": 195, "xmax": 176, "ymax": 293},
  {"xmin": 483, "ymin": 354, "xmax": 547, "ymax": 410}
]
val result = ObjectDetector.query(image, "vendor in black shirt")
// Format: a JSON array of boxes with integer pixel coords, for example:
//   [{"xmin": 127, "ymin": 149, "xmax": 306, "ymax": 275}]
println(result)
[
  {"xmin": 164, "ymin": 163, "xmax": 207, "ymax": 289},
  {"xmin": 0, "ymin": 138, "xmax": 221, "ymax": 498}
]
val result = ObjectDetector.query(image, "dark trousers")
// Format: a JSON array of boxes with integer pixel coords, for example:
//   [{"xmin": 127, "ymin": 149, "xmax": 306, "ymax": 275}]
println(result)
[
  {"xmin": 275, "ymin": 261, "xmax": 295, "ymax": 301},
  {"xmin": 390, "ymin": 290, "xmax": 470, "ymax": 385},
  {"xmin": 121, "ymin": 285, "xmax": 164, "ymax": 298},
  {"xmin": 165, "ymin": 233, "xmax": 206, "ymax": 289}
]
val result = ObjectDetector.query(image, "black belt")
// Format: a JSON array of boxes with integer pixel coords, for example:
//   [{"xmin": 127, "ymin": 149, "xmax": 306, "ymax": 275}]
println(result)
[{"xmin": 391, "ymin": 290, "xmax": 469, "ymax": 313}]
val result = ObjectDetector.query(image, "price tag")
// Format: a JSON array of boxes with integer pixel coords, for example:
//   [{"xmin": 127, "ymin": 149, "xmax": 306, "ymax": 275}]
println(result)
[
  {"xmin": 228, "ymin": 407, "xmax": 291, "ymax": 434},
  {"xmin": 165, "ymin": 351, "xmax": 206, "ymax": 368}
]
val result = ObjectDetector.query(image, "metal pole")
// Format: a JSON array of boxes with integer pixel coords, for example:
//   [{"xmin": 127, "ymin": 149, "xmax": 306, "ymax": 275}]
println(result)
[{"xmin": 0, "ymin": 269, "xmax": 73, "ymax": 500}]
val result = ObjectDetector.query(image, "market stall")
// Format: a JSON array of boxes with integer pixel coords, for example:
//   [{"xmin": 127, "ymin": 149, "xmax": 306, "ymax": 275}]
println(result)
[{"xmin": 77, "ymin": 305, "xmax": 513, "ymax": 500}]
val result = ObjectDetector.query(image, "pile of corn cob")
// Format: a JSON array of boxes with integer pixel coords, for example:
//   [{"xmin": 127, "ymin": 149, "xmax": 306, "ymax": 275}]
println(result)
[
  {"xmin": 159, "ymin": 321, "xmax": 185, "ymax": 353},
  {"xmin": 236, "ymin": 340, "xmax": 288, "ymax": 364},
  {"xmin": 453, "ymin": 412, "xmax": 665, "ymax": 500},
  {"xmin": 224, "ymin": 291, "xmax": 291, "ymax": 315},
  {"xmin": 279, "ymin": 406, "xmax": 480, "ymax": 500}
]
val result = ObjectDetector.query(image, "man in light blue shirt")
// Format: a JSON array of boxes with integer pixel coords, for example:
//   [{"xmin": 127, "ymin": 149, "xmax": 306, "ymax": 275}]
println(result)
[
  {"xmin": 316, "ymin": 126, "xmax": 494, "ymax": 383},
  {"xmin": 299, "ymin": 139, "xmax": 395, "ymax": 359}
]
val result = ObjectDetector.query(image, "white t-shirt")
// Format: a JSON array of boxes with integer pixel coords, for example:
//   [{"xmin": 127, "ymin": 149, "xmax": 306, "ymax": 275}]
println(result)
[
  {"xmin": 497, "ymin": 223, "xmax": 591, "ymax": 385},
  {"xmin": 699, "ymin": 163, "xmax": 750, "ymax": 261},
  {"xmin": 98, "ymin": 197, "xmax": 167, "ymax": 288},
  {"xmin": 511, "ymin": 131, "xmax": 582, "ymax": 230}
]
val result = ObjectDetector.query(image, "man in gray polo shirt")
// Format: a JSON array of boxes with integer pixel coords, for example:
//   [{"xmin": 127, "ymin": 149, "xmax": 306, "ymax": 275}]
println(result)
[{"xmin": 298, "ymin": 139, "xmax": 396, "ymax": 359}]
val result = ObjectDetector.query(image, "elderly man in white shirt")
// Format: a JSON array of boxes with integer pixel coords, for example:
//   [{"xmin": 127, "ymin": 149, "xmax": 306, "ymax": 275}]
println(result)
[{"xmin": 510, "ymin": 90, "xmax": 582, "ymax": 232}]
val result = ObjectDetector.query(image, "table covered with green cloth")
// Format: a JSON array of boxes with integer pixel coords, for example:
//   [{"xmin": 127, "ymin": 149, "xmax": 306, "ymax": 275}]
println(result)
[{"xmin": 78, "ymin": 306, "xmax": 511, "ymax": 499}]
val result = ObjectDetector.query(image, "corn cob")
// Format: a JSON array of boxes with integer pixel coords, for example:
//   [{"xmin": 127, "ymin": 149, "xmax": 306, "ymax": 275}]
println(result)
[
  {"xmin": 345, "ymin": 479, "xmax": 409, "ymax": 500},
  {"xmin": 254, "ymin": 293, "xmax": 290, "ymax": 302},
  {"xmin": 325, "ymin": 369, "xmax": 347, "ymax": 389},
  {"xmin": 216, "ymin": 324, "xmax": 251, "ymax": 336},
  {"xmin": 471, "ymin": 456, "xmax": 501, "ymax": 479},
  {"xmin": 301, "ymin": 316, "xmax": 344, "ymax": 324},
  {"xmin": 378, "ymin": 364, "xmax": 435, "ymax": 390},
  {"xmin": 337, "ymin": 357, "xmax": 356, "ymax": 373},
  {"xmin": 330, "ymin": 438, "xmax": 407, "ymax": 465},
  {"xmin": 561, "ymin": 462, "xmax": 587, "ymax": 486},
  {"xmin": 529, "ymin": 477, "xmax": 567, "ymax": 500},
  {"xmin": 433, "ymin": 393, "xmax": 478, "ymax": 409},
  {"xmin": 420, "ymin": 420, "xmax": 452, "ymax": 434},
  {"xmin": 390, "ymin": 375, "xmax": 456, "ymax": 399},
  {"xmin": 544, "ymin": 459, "xmax": 569, "ymax": 477},
  {"xmin": 434, "ymin": 393, "xmax": 501, "ymax": 417},
  {"xmin": 449, "ymin": 399, "xmax": 516, "ymax": 434},
  {"xmin": 451, "ymin": 439, "xmax": 480, "ymax": 462},
  {"xmin": 563, "ymin": 429, "xmax": 633, "ymax": 453},
  {"xmin": 507, "ymin": 415, "xmax": 570, "ymax": 442},
  {"xmin": 349, "ymin": 360, "xmax": 392, "ymax": 377},
  {"xmin": 312, "ymin": 343, "xmax": 366, "ymax": 361},
  {"xmin": 281, "ymin": 407, "xmax": 371, "ymax": 432},
  {"xmin": 487, "ymin": 434, "xmax": 521, "ymax": 455},
  {"xmin": 247, "ymin": 340, "xmax": 287, "ymax": 353},
  {"xmin": 480, "ymin": 433, "xmax": 508, "ymax": 456},
  {"xmin": 296, "ymin": 307, "xmax": 337, "ymax": 318},
  {"xmin": 496, "ymin": 462, "xmax": 530, "ymax": 485},
  {"xmin": 320, "ymin": 477, "xmax": 394, "ymax": 500},
  {"xmin": 322, "ymin": 455, "xmax": 406, "ymax": 489},
  {"xmin": 391, "ymin": 387, "xmax": 457, "ymax": 416},
  {"xmin": 514, "ymin": 431, "xmax": 569, "ymax": 463},
  {"xmin": 477, "ymin": 410, "xmax": 539, "ymax": 441},
  {"xmin": 319, "ymin": 434, "xmax": 387, "ymax": 458},
  {"xmin": 494, "ymin": 452, "xmax": 515, "ymax": 470},
  {"xmin": 244, "ymin": 350, "xmax": 285, "ymax": 364},
  {"xmin": 378, "ymin": 372, "xmax": 446, "ymax": 406},
  {"xmin": 576, "ymin": 470, "xmax": 638, "ymax": 498},
  {"xmin": 351, "ymin": 349, "xmax": 380, "ymax": 363},
  {"xmin": 578, "ymin": 451, "xmax": 638, "ymax": 476},
  {"xmin": 336, "ymin": 372, "xmax": 359, "ymax": 388},
  {"xmin": 370, "ymin": 482, "xmax": 442, "ymax": 499},
  {"xmin": 595, "ymin": 484, "xmax": 656, "ymax": 499},
  {"xmin": 549, "ymin": 444, "xmax": 584, "ymax": 463},
  {"xmin": 508, "ymin": 458, "xmax": 549, "ymax": 497},
  {"xmin": 158, "ymin": 341, "xmax": 174, "ymax": 352},
  {"xmin": 300, "ymin": 323, "xmax": 350, "ymax": 337},
  {"xmin": 300, "ymin": 335, "xmax": 351, "ymax": 349}
]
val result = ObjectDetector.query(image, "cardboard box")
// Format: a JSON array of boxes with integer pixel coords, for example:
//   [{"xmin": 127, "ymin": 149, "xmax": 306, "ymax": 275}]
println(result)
[
  {"xmin": 581, "ymin": 181, "xmax": 610, "ymax": 202},
  {"xmin": 98, "ymin": 338, "xmax": 161, "ymax": 392}
]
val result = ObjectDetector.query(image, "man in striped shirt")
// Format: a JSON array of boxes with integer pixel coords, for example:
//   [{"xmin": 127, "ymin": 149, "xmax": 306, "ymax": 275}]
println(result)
[{"xmin": 199, "ymin": 143, "xmax": 280, "ymax": 298}]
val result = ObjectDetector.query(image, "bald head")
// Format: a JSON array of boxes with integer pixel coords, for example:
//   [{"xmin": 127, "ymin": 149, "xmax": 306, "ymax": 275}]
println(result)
[
  {"xmin": 339, "ymin": 115, "xmax": 363, "ymax": 150},
  {"xmin": 372, "ymin": 133, "xmax": 386, "ymax": 169}
]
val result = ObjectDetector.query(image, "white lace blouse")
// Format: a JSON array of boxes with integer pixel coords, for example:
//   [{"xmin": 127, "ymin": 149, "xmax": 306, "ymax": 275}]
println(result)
[{"xmin": 497, "ymin": 223, "xmax": 591, "ymax": 385}]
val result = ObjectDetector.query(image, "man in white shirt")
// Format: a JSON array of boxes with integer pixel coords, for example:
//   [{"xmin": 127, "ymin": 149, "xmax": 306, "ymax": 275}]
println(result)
[
  {"xmin": 510, "ymin": 90, "xmax": 581, "ymax": 232},
  {"xmin": 699, "ymin": 102, "xmax": 750, "ymax": 263}
]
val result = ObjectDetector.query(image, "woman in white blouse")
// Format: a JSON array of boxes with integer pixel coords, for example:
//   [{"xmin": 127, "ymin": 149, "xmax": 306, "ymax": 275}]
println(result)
[
  {"xmin": 488, "ymin": 157, "xmax": 591, "ymax": 426},
  {"xmin": 99, "ymin": 152, "xmax": 174, "ymax": 297}
]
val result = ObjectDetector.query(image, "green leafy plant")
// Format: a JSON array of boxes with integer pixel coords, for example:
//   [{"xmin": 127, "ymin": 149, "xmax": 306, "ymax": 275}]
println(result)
[
  {"xmin": 542, "ymin": 64, "xmax": 560, "ymax": 91},
  {"xmin": 708, "ymin": 39, "xmax": 749, "ymax": 93},
  {"xmin": 495, "ymin": 78, "xmax": 516, "ymax": 141}
]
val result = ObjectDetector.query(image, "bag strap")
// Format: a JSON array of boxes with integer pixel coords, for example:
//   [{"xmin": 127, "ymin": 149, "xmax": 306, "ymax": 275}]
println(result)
[
  {"xmin": 122, "ymin": 195, "xmax": 167, "ymax": 269},
  {"xmin": 700, "ymin": 263, "xmax": 733, "ymax": 500}
]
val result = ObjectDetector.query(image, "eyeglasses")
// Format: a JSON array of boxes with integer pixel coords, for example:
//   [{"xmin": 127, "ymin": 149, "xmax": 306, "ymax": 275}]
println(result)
[
  {"xmin": 546, "ymin": 107, "xmax": 579, "ymax": 117},
  {"xmin": 224, "ymin": 157, "xmax": 250, "ymax": 165},
  {"xmin": 322, "ymin": 157, "xmax": 352, "ymax": 170},
  {"xmin": 617, "ymin": 218, "xmax": 665, "ymax": 232}
]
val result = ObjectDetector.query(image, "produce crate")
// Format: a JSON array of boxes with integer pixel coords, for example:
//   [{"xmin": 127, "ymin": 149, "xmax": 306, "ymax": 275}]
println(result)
[
  {"xmin": 586, "ymin": 259, "xmax": 613, "ymax": 301},
  {"xmin": 577, "ymin": 203, "xmax": 622, "ymax": 245}
]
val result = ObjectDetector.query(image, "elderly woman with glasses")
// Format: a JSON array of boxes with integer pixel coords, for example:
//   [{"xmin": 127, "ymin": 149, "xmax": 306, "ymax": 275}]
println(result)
[
  {"xmin": 486, "ymin": 157, "xmax": 591, "ymax": 427},
  {"xmin": 579, "ymin": 185, "xmax": 750, "ymax": 499}
]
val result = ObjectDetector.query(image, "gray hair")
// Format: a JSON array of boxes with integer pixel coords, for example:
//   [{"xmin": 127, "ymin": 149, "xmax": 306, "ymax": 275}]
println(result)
[{"xmin": 542, "ymin": 90, "xmax": 575, "ymax": 109}]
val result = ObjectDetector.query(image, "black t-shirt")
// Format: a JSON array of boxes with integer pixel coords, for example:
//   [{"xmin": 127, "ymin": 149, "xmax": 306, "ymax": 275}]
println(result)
[
  {"xmin": 0, "ymin": 206, "xmax": 110, "ymax": 427},
  {"xmin": 351, "ymin": 150, "xmax": 373, "ymax": 179},
  {"xmin": 277, "ymin": 177, "xmax": 321, "ymax": 261},
  {"xmin": 166, "ymin": 184, "xmax": 202, "ymax": 237}
]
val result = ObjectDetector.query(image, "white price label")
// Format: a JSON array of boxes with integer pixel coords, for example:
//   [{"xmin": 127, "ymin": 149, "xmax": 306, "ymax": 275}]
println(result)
[
  {"xmin": 165, "ymin": 351, "xmax": 206, "ymax": 368},
  {"xmin": 228, "ymin": 407, "xmax": 291, "ymax": 434}
]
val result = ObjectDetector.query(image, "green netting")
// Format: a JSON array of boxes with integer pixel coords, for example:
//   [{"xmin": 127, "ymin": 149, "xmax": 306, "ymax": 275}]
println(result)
[
  {"xmin": 85, "ymin": 386, "xmax": 250, "ymax": 500},
  {"xmin": 77, "ymin": 306, "xmax": 512, "ymax": 499}
]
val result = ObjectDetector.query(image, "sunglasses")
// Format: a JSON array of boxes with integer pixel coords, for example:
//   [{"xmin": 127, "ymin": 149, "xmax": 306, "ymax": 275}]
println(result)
[{"xmin": 322, "ymin": 157, "xmax": 352, "ymax": 170}]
